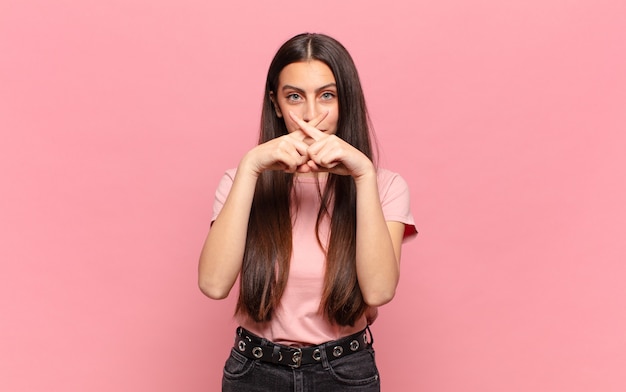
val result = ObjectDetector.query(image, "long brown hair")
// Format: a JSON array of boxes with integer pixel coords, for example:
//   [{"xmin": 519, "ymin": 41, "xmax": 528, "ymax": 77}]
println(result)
[{"xmin": 236, "ymin": 33, "xmax": 375, "ymax": 326}]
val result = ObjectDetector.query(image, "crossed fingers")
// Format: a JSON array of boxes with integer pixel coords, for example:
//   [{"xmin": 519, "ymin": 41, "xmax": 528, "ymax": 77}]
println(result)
[
  {"xmin": 288, "ymin": 111, "xmax": 328, "ymax": 143},
  {"xmin": 288, "ymin": 110, "xmax": 346, "ymax": 172},
  {"xmin": 284, "ymin": 110, "xmax": 370, "ymax": 177}
]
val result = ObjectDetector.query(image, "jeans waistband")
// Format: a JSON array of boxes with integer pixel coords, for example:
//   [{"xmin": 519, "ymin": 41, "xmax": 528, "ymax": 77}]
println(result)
[{"xmin": 233, "ymin": 326, "xmax": 373, "ymax": 368}]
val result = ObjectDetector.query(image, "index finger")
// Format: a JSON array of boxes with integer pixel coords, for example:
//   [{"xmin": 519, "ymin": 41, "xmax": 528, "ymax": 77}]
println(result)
[
  {"xmin": 285, "ymin": 130, "xmax": 313, "ymax": 154},
  {"xmin": 288, "ymin": 111, "xmax": 327, "ymax": 142},
  {"xmin": 309, "ymin": 110, "xmax": 329, "ymax": 129}
]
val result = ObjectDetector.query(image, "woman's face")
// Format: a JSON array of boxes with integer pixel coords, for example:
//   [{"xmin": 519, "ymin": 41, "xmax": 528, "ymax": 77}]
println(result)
[{"xmin": 271, "ymin": 60, "xmax": 339, "ymax": 137}]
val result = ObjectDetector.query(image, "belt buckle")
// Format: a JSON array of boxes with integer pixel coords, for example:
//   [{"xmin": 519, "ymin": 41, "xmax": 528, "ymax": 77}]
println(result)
[{"xmin": 289, "ymin": 348, "xmax": 302, "ymax": 368}]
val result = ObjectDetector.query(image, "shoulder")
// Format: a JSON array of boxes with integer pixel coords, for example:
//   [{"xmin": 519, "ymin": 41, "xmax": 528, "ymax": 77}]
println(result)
[
  {"xmin": 376, "ymin": 167, "xmax": 418, "ymax": 240},
  {"xmin": 376, "ymin": 167, "xmax": 410, "ymax": 195},
  {"xmin": 218, "ymin": 168, "xmax": 238, "ymax": 186},
  {"xmin": 224, "ymin": 168, "xmax": 237, "ymax": 179},
  {"xmin": 214, "ymin": 168, "xmax": 238, "ymax": 199},
  {"xmin": 376, "ymin": 167, "xmax": 404, "ymax": 181}
]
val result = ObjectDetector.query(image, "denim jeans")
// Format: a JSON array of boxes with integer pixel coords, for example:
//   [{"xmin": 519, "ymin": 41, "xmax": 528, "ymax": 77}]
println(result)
[{"xmin": 221, "ymin": 342, "xmax": 381, "ymax": 391}]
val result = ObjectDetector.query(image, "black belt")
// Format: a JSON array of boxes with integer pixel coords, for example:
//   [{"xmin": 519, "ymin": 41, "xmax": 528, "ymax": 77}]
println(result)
[{"xmin": 233, "ymin": 326, "xmax": 372, "ymax": 368}]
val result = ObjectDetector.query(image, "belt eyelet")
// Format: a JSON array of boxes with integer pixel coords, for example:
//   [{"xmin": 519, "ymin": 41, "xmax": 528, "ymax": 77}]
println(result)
[
  {"xmin": 252, "ymin": 347, "xmax": 263, "ymax": 358},
  {"xmin": 333, "ymin": 346, "xmax": 343, "ymax": 357},
  {"xmin": 350, "ymin": 340, "xmax": 360, "ymax": 351},
  {"xmin": 291, "ymin": 349, "xmax": 302, "ymax": 368},
  {"xmin": 312, "ymin": 348, "xmax": 321, "ymax": 361},
  {"xmin": 238, "ymin": 341, "xmax": 246, "ymax": 351}
]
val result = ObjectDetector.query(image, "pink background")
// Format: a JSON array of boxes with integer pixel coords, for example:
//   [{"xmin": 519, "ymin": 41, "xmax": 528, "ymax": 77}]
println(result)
[{"xmin": 1, "ymin": 0, "xmax": 625, "ymax": 391}]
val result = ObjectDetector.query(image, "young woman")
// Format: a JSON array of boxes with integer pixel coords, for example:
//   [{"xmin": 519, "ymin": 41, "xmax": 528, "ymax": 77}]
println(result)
[{"xmin": 199, "ymin": 33, "xmax": 417, "ymax": 391}]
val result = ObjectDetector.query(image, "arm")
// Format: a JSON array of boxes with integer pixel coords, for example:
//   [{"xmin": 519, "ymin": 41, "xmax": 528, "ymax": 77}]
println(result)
[
  {"xmin": 198, "ymin": 131, "xmax": 312, "ymax": 299},
  {"xmin": 198, "ymin": 162, "xmax": 259, "ymax": 299},
  {"xmin": 354, "ymin": 171, "xmax": 405, "ymax": 306}
]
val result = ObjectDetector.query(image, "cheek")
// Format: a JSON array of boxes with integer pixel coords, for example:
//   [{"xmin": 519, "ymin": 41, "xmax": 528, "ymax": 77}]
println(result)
[
  {"xmin": 327, "ymin": 113, "xmax": 339, "ymax": 131},
  {"xmin": 282, "ymin": 117, "xmax": 299, "ymax": 133}
]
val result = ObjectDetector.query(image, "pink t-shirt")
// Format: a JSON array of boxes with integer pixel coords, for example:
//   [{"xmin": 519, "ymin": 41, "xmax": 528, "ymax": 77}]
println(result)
[{"xmin": 211, "ymin": 168, "xmax": 417, "ymax": 346}]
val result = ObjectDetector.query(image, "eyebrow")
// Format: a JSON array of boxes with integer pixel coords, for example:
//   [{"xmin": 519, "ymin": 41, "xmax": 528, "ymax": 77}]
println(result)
[{"xmin": 281, "ymin": 83, "xmax": 337, "ymax": 94}]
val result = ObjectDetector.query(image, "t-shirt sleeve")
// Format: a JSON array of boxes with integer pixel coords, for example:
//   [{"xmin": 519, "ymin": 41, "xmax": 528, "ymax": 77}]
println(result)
[
  {"xmin": 211, "ymin": 169, "xmax": 237, "ymax": 223},
  {"xmin": 378, "ymin": 169, "xmax": 418, "ymax": 242}
]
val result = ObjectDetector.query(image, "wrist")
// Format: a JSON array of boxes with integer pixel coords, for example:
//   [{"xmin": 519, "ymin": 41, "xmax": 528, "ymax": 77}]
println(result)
[
  {"xmin": 352, "ymin": 162, "xmax": 376, "ymax": 184},
  {"xmin": 238, "ymin": 152, "xmax": 263, "ymax": 179}
]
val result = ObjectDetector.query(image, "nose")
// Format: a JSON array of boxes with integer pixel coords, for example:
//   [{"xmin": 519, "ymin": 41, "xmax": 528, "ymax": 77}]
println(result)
[{"xmin": 302, "ymin": 101, "xmax": 317, "ymax": 122}]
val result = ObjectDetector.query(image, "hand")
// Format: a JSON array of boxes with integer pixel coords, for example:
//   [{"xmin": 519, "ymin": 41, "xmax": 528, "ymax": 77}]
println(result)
[
  {"xmin": 288, "ymin": 111, "xmax": 374, "ymax": 179},
  {"xmin": 242, "ymin": 130, "xmax": 311, "ymax": 175},
  {"xmin": 240, "ymin": 111, "xmax": 331, "ymax": 175}
]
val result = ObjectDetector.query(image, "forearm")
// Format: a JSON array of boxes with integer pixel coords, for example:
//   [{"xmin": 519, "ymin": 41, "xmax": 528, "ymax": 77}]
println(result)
[
  {"xmin": 354, "ymin": 170, "xmax": 401, "ymax": 306},
  {"xmin": 198, "ymin": 161, "xmax": 259, "ymax": 299}
]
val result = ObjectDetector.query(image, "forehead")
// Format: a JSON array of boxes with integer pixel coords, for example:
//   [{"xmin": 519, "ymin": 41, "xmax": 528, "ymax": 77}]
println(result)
[{"xmin": 278, "ymin": 60, "xmax": 336, "ymax": 88}]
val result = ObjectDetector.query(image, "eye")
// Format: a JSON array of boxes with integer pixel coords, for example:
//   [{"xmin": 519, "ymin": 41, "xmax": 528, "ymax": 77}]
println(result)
[
  {"xmin": 320, "ymin": 92, "xmax": 336, "ymax": 100},
  {"xmin": 286, "ymin": 93, "xmax": 302, "ymax": 102}
]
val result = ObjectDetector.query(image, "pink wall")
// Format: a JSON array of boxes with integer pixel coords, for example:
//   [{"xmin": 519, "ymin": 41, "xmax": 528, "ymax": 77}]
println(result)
[{"xmin": 1, "ymin": 0, "xmax": 625, "ymax": 391}]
